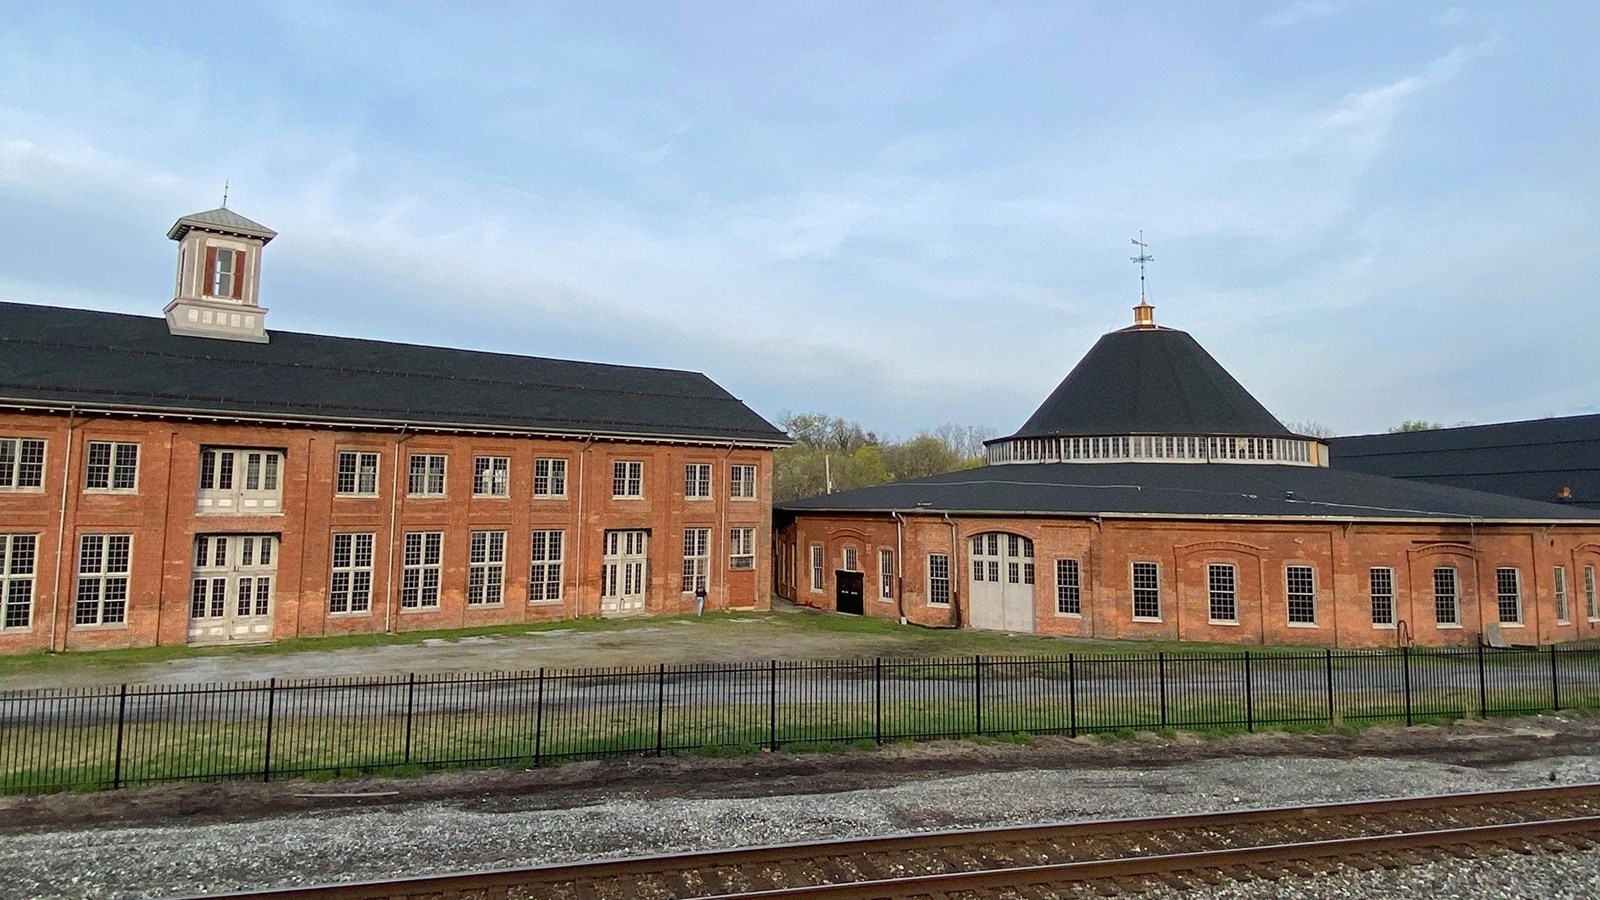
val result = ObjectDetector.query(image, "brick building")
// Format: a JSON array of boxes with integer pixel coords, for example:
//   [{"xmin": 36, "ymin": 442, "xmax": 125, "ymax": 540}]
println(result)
[
  {"xmin": 0, "ymin": 208, "xmax": 786, "ymax": 653},
  {"xmin": 777, "ymin": 300, "xmax": 1600, "ymax": 648}
]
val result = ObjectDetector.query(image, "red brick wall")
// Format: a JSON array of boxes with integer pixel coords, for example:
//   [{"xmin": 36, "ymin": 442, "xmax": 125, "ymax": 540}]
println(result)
[
  {"xmin": 0, "ymin": 411, "xmax": 773, "ymax": 653},
  {"xmin": 777, "ymin": 512, "xmax": 1600, "ymax": 648}
]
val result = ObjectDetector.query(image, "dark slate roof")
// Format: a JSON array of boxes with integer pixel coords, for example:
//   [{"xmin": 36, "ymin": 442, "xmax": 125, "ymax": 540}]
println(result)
[
  {"xmin": 778, "ymin": 462, "xmax": 1600, "ymax": 521},
  {"xmin": 167, "ymin": 208, "xmax": 278, "ymax": 242},
  {"xmin": 1002, "ymin": 326, "xmax": 1292, "ymax": 440},
  {"xmin": 0, "ymin": 302, "xmax": 788, "ymax": 444},
  {"xmin": 1330, "ymin": 415, "xmax": 1600, "ymax": 510}
]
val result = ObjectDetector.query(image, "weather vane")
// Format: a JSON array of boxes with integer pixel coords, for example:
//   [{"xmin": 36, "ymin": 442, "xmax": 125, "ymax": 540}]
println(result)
[
  {"xmin": 1130, "ymin": 230, "xmax": 1153, "ymax": 304},
  {"xmin": 222, "ymin": 180, "xmax": 230, "ymax": 209}
]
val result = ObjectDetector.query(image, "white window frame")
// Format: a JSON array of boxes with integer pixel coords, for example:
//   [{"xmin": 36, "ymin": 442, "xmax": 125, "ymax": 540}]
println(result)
[
  {"xmin": 1555, "ymin": 565, "xmax": 1570, "ymax": 624},
  {"xmin": 1286, "ymin": 564, "xmax": 1317, "ymax": 626},
  {"xmin": 335, "ymin": 450, "xmax": 381, "ymax": 497},
  {"xmin": 468, "ymin": 530, "xmax": 506, "ymax": 606},
  {"xmin": 329, "ymin": 532, "xmax": 375, "ymax": 615},
  {"xmin": 928, "ymin": 553, "xmax": 951, "ymax": 606},
  {"xmin": 879, "ymin": 549, "xmax": 895, "ymax": 600},
  {"xmin": 682, "ymin": 527, "xmax": 710, "ymax": 593},
  {"xmin": 198, "ymin": 448, "xmax": 283, "ymax": 513},
  {"xmin": 1370, "ymin": 567, "xmax": 1395, "ymax": 628},
  {"xmin": 408, "ymin": 454, "xmax": 448, "ymax": 497},
  {"xmin": 730, "ymin": 464, "xmax": 757, "ymax": 500},
  {"xmin": 1434, "ymin": 566, "xmax": 1460, "ymax": 627},
  {"xmin": 1587, "ymin": 565, "xmax": 1599, "ymax": 622},
  {"xmin": 73, "ymin": 534, "xmax": 131, "ymax": 627},
  {"xmin": 1055, "ymin": 558, "xmax": 1080, "ymax": 616},
  {"xmin": 209, "ymin": 246, "xmax": 238, "ymax": 297},
  {"xmin": 1, "ymin": 534, "xmax": 39, "ymax": 631},
  {"xmin": 809, "ymin": 543, "xmax": 824, "ymax": 593},
  {"xmin": 613, "ymin": 460, "xmax": 643, "ymax": 499},
  {"xmin": 84, "ymin": 441, "xmax": 139, "ymax": 492},
  {"xmin": 0, "ymin": 438, "xmax": 46, "ymax": 492},
  {"xmin": 842, "ymin": 545, "xmax": 859, "ymax": 572},
  {"xmin": 684, "ymin": 463, "xmax": 712, "ymax": 500},
  {"xmin": 401, "ymin": 531, "xmax": 443, "ymax": 609},
  {"xmin": 529, "ymin": 530, "xmax": 564, "ymax": 604},
  {"xmin": 472, "ymin": 456, "xmax": 510, "ymax": 498},
  {"xmin": 1495, "ymin": 566, "xmax": 1522, "ymax": 625},
  {"xmin": 1208, "ymin": 563, "xmax": 1237, "ymax": 624},
  {"xmin": 1131, "ymin": 561, "xmax": 1161, "ymax": 621},
  {"xmin": 533, "ymin": 458, "xmax": 568, "ymax": 498},
  {"xmin": 729, "ymin": 527, "xmax": 755, "ymax": 570}
]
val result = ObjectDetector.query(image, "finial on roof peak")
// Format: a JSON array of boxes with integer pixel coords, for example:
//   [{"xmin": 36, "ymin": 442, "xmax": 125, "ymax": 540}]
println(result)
[
  {"xmin": 221, "ymin": 179, "xmax": 229, "ymax": 209},
  {"xmin": 1130, "ymin": 231, "xmax": 1156, "ymax": 328}
]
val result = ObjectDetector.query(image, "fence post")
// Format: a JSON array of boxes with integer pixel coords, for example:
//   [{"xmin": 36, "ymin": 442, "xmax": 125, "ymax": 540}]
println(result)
[
  {"xmin": 533, "ymin": 668, "xmax": 546, "ymax": 766},
  {"xmin": 1158, "ymin": 652, "xmax": 1167, "ymax": 729},
  {"xmin": 1402, "ymin": 645, "xmax": 1413, "ymax": 727},
  {"xmin": 874, "ymin": 657, "xmax": 883, "ymax": 745},
  {"xmin": 403, "ymin": 672, "xmax": 416, "ymax": 765},
  {"xmin": 1551, "ymin": 646, "xmax": 1562, "ymax": 711},
  {"xmin": 262, "ymin": 678, "xmax": 277, "ymax": 783},
  {"xmin": 1476, "ymin": 642, "xmax": 1488, "ymax": 718},
  {"xmin": 112, "ymin": 683, "xmax": 129, "ymax": 789},
  {"xmin": 655, "ymin": 663, "xmax": 667, "ymax": 757},
  {"xmin": 1068, "ymin": 654, "xmax": 1078, "ymax": 738},
  {"xmin": 1244, "ymin": 652, "xmax": 1253, "ymax": 734},
  {"xmin": 973, "ymin": 655, "xmax": 983, "ymax": 735},
  {"xmin": 768, "ymin": 659, "xmax": 778, "ymax": 753},
  {"xmin": 1325, "ymin": 649, "xmax": 1335, "ymax": 726}
]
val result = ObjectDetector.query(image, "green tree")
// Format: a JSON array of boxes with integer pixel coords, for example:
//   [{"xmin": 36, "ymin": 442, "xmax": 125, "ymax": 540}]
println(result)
[{"xmin": 1389, "ymin": 420, "xmax": 1446, "ymax": 433}]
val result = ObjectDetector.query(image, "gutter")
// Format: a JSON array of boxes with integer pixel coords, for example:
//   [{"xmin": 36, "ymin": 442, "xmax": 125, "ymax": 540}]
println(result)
[{"xmin": 773, "ymin": 507, "xmax": 1600, "ymax": 527}]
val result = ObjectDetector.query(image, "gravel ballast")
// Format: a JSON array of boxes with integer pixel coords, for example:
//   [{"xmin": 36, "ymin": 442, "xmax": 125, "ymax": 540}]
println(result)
[{"xmin": 6, "ymin": 720, "xmax": 1600, "ymax": 899}]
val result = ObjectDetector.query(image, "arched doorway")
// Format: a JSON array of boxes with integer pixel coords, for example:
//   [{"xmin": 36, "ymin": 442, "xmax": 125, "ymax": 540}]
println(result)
[{"xmin": 968, "ymin": 532, "xmax": 1035, "ymax": 632}]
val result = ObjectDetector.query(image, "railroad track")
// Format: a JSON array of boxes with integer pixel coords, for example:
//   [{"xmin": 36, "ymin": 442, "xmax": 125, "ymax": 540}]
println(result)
[{"xmin": 204, "ymin": 783, "xmax": 1600, "ymax": 899}]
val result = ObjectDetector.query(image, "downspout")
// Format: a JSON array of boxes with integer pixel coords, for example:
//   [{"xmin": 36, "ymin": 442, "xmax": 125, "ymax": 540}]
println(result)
[
  {"xmin": 891, "ymin": 511, "xmax": 906, "ymax": 624},
  {"xmin": 575, "ymin": 434, "xmax": 593, "ymax": 616},
  {"xmin": 153, "ymin": 428, "xmax": 177, "ymax": 648},
  {"xmin": 384, "ymin": 425, "xmax": 412, "ymax": 635},
  {"xmin": 1471, "ymin": 516, "xmax": 1484, "ymax": 642},
  {"xmin": 943, "ymin": 512, "xmax": 961, "ymax": 628},
  {"xmin": 720, "ymin": 442, "xmax": 734, "ymax": 612},
  {"xmin": 48, "ymin": 407, "xmax": 78, "ymax": 653}
]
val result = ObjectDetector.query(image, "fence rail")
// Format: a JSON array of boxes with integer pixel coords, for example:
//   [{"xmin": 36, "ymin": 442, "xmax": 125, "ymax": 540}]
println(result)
[{"xmin": 5, "ymin": 645, "xmax": 1600, "ymax": 794}]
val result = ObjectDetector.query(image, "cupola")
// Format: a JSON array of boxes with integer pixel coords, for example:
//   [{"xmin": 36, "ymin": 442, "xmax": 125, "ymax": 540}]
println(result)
[{"xmin": 163, "ymin": 206, "xmax": 277, "ymax": 343}]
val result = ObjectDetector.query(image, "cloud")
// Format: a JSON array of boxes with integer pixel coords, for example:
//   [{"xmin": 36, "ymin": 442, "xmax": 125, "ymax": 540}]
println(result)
[{"xmin": 1260, "ymin": 1, "xmax": 1343, "ymax": 30}]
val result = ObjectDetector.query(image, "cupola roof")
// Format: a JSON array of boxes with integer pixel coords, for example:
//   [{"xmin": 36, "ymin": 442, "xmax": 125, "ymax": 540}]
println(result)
[{"xmin": 167, "ymin": 207, "xmax": 278, "ymax": 243}]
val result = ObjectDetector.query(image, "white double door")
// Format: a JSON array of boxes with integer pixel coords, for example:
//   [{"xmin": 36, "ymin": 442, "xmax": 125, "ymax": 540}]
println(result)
[
  {"xmin": 968, "ymin": 532, "xmax": 1036, "ymax": 633},
  {"xmin": 188, "ymin": 534, "xmax": 278, "ymax": 644},
  {"xmin": 601, "ymin": 529, "xmax": 649, "ymax": 615}
]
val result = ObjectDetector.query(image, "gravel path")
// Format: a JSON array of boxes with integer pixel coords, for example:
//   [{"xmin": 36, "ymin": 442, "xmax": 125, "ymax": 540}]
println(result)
[{"xmin": 5, "ymin": 742, "xmax": 1600, "ymax": 899}]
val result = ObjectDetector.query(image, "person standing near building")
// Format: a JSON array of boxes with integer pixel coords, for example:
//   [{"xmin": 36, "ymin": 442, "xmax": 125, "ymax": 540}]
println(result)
[{"xmin": 694, "ymin": 584, "xmax": 707, "ymax": 616}]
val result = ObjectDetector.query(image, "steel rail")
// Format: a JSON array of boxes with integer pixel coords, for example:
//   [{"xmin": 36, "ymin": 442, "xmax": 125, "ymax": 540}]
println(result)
[{"xmin": 193, "ymin": 783, "xmax": 1600, "ymax": 900}]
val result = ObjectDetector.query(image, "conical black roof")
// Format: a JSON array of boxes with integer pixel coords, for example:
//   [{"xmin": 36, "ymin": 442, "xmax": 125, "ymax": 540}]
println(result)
[{"xmin": 1005, "ymin": 325, "xmax": 1290, "ymax": 439}]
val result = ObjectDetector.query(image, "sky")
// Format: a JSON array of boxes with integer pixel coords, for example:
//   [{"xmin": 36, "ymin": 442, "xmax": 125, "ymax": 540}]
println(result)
[{"xmin": 2, "ymin": 2, "xmax": 1597, "ymax": 439}]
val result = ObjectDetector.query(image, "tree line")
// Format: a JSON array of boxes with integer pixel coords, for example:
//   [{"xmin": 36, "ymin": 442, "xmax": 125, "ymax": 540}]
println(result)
[{"xmin": 774, "ymin": 413, "xmax": 994, "ymax": 502}]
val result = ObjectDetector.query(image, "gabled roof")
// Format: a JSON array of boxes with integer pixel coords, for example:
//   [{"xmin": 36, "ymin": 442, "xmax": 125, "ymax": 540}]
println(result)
[
  {"xmin": 0, "ymin": 302, "xmax": 788, "ymax": 445},
  {"xmin": 167, "ymin": 208, "xmax": 278, "ymax": 243},
  {"xmin": 1001, "ymin": 326, "xmax": 1291, "ymax": 440},
  {"xmin": 777, "ymin": 461, "xmax": 1600, "ymax": 522},
  {"xmin": 1330, "ymin": 415, "xmax": 1600, "ymax": 509}
]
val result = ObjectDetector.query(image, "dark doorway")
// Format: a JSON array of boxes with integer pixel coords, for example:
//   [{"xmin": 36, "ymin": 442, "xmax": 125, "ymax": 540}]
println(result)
[{"xmin": 835, "ymin": 570, "xmax": 864, "ymax": 615}]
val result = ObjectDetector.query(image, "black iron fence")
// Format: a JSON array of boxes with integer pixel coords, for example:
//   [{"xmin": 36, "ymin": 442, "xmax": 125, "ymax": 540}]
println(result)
[{"xmin": 5, "ymin": 645, "xmax": 1600, "ymax": 794}]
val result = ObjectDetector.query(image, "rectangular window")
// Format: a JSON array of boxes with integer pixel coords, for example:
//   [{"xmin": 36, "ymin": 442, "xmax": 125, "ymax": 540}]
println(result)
[
  {"xmin": 1496, "ymin": 567, "xmax": 1522, "ymax": 624},
  {"xmin": 1434, "ymin": 567, "xmax": 1460, "ymax": 626},
  {"xmin": 843, "ymin": 546, "xmax": 859, "ymax": 572},
  {"xmin": 1370, "ymin": 567, "xmax": 1395, "ymax": 627},
  {"xmin": 329, "ymin": 533, "xmax": 375, "ymax": 615},
  {"xmin": 1, "ymin": 534, "xmax": 38, "ymax": 630},
  {"xmin": 336, "ymin": 451, "xmax": 380, "ymax": 496},
  {"xmin": 533, "ymin": 458, "xmax": 568, "ymax": 498},
  {"xmin": 472, "ymin": 456, "xmax": 510, "ymax": 497},
  {"xmin": 468, "ymin": 531, "xmax": 506, "ymax": 605},
  {"xmin": 401, "ymin": 532, "xmax": 443, "ymax": 609},
  {"xmin": 1132, "ymin": 561, "xmax": 1161, "ymax": 620},
  {"xmin": 73, "ymin": 534, "xmax": 131, "ymax": 627},
  {"xmin": 613, "ymin": 460, "xmax": 643, "ymax": 498},
  {"xmin": 682, "ymin": 528, "xmax": 710, "ymax": 593},
  {"xmin": 729, "ymin": 527, "xmax": 755, "ymax": 570},
  {"xmin": 85, "ymin": 441, "xmax": 138, "ymax": 491},
  {"xmin": 809, "ymin": 544, "xmax": 824, "ymax": 592},
  {"xmin": 529, "ymin": 530, "xmax": 565, "ymax": 603},
  {"xmin": 0, "ymin": 438, "xmax": 45, "ymax": 491},
  {"xmin": 730, "ymin": 464, "xmax": 757, "ymax": 499},
  {"xmin": 928, "ymin": 553, "xmax": 951, "ymax": 606},
  {"xmin": 1555, "ymin": 566, "xmax": 1570, "ymax": 624},
  {"xmin": 1209, "ymin": 563, "xmax": 1237, "ymax": 623},
  {"xmin": 879, "ymin": 549, "xmax": 895, "ymax": 600},
  {"xmin": 209, "ymin": 247, "xmax": 238, "ymax": 297},
  {"xmin": 1056, "ymin": 559, "xmax": 1081, "ymax": 615},
  {"xmin": 1286, "ymin": 565, "xmax": 1316, "ymax": 625},
  {"xmin": 684, "ymin": 463, "xmax": 712, "ymax": 499},
  {"xmin": 1588, "ymin": 565, "xmax": 1599, "ymax": 621},
  {"xmin": 408, "ymin": 454, "xmax": 447, "ymax": 497},
  {"xmin": 197, "ymin": 448, "xmax": 283, "ymax": 513}
]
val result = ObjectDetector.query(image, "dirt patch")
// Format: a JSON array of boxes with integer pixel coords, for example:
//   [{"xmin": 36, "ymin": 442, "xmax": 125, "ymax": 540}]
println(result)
[{"xmin": 4, "ymin": 712, "xmax": 1591, "ymax": 833}]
